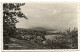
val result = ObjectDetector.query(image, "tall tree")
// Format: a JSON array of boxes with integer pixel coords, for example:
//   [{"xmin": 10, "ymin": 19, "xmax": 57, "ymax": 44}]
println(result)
[{"xmin": 3, "ymin": 3, "xmax": 27, "ymax": 49}]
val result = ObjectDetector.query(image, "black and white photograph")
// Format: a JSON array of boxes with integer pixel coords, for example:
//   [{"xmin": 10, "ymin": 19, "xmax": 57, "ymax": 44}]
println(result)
[{"xmin": 3, "ymin": 2, "xmax": 78, "ymax": 50}]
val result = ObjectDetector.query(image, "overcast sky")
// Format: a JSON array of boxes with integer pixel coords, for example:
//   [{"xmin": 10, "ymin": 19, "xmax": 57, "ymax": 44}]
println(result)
[{"xmin": 16, "ymin": 2, "xmax": 78, "ymax": 31}]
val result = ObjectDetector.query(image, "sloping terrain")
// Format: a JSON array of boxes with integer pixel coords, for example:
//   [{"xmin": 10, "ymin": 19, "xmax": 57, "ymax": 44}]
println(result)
[{"xmin": 8, "ymin": 38, "xmax": 44, "ymax": 50}]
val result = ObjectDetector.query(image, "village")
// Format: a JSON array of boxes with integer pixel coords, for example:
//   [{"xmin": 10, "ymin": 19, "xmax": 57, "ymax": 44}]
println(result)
[{"xmin": 15, "ymin": 28, "xmax": 49, "ymax": 45}]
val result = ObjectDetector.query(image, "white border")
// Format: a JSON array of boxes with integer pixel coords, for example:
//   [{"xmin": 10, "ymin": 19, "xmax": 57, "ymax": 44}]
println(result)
[
  {"xmin": 0, "ymin": 0, "xmax": 79, "ymax": 2},
  {"xmin": 0, "ymin": 0, "xmax": 80, "ymax": 52}
]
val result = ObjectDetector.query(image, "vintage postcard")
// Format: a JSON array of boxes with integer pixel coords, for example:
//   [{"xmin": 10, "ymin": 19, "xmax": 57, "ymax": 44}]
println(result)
[{"xmin": 1, "ymin": 2, "xmax": 80, "ymax": 51}]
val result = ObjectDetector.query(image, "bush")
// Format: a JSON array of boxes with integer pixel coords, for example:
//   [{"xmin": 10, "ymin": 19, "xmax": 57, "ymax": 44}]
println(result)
[{"xmin": 45, "ymin": 28, "xmax": 78, "ymax": 49}]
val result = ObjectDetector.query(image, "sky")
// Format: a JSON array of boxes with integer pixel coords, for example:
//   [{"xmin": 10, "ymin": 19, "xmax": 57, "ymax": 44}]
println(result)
[{"xmin": 16, "ymin": 2, "xmax": 78, "ymax": 31}]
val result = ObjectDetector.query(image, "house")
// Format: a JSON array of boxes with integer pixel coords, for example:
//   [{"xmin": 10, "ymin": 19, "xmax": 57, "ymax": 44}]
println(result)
[{"xmin": 21, "ymin": 35, "xmax": 31, "ymax": 40}]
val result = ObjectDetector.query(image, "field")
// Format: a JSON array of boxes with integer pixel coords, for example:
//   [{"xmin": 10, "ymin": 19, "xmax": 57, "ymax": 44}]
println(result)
[
  {"xmin": 3, "ymin": 28, "xmax": 78, "ymax": 49},
  {"xmin": 5, "ymin": 35, "xmax": 62, "ymax": 49}
]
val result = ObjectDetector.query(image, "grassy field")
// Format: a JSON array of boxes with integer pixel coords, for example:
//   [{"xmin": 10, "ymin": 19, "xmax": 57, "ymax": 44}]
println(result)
[{"xmin": 7, "ymin": 38, "xmax": 45, "ymax": 50}]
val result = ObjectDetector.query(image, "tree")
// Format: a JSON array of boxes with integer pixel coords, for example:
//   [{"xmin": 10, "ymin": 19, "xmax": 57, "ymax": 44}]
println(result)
[{"xmin": 3, "ymin": 3, "xmax": 27, "ymax": 49}]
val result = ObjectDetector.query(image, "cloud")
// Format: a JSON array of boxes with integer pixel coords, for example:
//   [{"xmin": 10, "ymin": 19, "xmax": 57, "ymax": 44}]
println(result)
[{"xmin": 16, "ymin": 2, "xmax": 78, "ymax": 31}]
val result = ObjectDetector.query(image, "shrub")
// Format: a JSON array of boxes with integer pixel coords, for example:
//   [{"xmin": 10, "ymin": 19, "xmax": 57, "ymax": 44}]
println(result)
[{"xmin": 45, "ymin": 28, "xmax": 78, "ymax": 49}]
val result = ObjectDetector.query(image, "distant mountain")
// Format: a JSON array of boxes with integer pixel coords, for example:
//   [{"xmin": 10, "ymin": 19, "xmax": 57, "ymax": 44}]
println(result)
[
  {"xmin": 16, "ymin": 28, "xmax": 59, "ymax": 35},
  {"xmin": 31, "ymin": 27, "xmax": 56, "ymax": 31}
]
